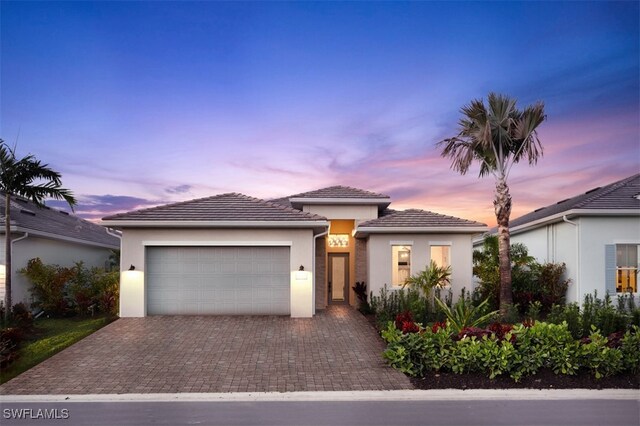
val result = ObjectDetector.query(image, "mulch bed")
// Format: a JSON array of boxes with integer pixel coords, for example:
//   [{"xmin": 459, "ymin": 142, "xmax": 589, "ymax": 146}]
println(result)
[
  {"xmin": 360, "ymin": 313, "xmax": 640, "ymax": 390},
  {"xmin": 411, "ymin": 369, "xmax": 640, "ymax": 390}
]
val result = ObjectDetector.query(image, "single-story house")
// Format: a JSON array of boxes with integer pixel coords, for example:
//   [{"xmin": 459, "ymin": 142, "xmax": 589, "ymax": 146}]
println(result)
[
  {"xmin": 473, "ymin": 173, "xmax": 640, "ymax": 304},
  {"xmin": 0, "ymin": 194, "xmax": 121, "ymax": 306},
  {"xmin": 102, "ymin": 186, "xmax": 486, "ymax": 318}
]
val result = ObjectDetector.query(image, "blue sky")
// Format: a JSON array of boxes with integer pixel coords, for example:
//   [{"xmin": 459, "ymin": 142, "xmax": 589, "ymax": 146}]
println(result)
[{"xmin": 2, "ymin": 1, "xmax": 638, "ymax": 225}]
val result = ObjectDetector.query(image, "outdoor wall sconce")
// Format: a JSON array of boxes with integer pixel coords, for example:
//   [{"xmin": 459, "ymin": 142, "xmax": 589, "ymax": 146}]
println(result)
[
  {"xmin": 295, "ymin": 265, "xmax": 308, "ymax": 280},
  {"xmin": 128, "ymin": 265, "xmax": 136, "ymax": 271}
]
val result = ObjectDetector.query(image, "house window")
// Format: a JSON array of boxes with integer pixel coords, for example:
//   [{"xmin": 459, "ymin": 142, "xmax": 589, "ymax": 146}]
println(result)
[
  {"xmin": 616, "ymin": 244, "xmax": 639, "ymax": 293},
  {"xmin": 392, "ymin": 245, "xmax": 411, "ymax": 286},
  {"xmin": 430, "ymin": 245, "xmax": 451, "ymax": 268},
  {"xmin": 328, "ymin": 234, "xmax": 349, "ymax": 248}
]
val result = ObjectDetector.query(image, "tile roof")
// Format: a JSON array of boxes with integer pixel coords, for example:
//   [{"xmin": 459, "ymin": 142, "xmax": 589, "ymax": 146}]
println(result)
[
  {"xmin": 358, "ymin": 209, "xmax": 486, "ymax": 228},
  {"xmin": 102, "ymin": 193, "xmax": 327, "ymax": 222},
  {"xmin": 0, "ymin": 195, "xmax": 119, "ymax": 248},
  {"xmin": 286, "ymin": 185, "xmax": 390, "ymax": 200},
  {"xmin": 508, "ymin": 173, "xmax": 640, "ymax": 229}
]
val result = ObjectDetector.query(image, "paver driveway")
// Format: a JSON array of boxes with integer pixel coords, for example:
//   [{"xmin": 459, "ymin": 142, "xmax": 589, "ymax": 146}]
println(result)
[{"xmin": 0, "ymin": 307, "xmax": 412, "ymax": 394}]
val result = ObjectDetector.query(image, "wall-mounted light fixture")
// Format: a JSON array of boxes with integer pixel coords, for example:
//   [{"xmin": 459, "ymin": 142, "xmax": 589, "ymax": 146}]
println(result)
[
  {"xmin": 295, "ymin": 265, "xmax": 308, "ymax": 280},
  {"xmin": 128, "ymin": 265, "xmax": 136, "ymax": 271}
]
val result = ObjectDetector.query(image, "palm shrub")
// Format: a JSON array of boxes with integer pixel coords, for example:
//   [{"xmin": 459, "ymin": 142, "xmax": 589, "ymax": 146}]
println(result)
[
  {"xmin": 0, "ymin": 140, "xmax": 75, "ymax": 320},
  {"xmin": 438, "ymin": 93, "xmax": 546, "ymax": 318},
  {"xmin": 435, "ymin": 295, "xmax": 498, "ymax": 334}
]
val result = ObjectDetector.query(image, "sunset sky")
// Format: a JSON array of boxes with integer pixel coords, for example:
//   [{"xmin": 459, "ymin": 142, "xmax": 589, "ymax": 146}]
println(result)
[{"xmin": 2, "ymin": 1, "xmax": 638, "ymax": 226}]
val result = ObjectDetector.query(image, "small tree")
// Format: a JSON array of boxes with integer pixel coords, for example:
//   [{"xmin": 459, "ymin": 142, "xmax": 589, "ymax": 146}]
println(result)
[
  {"xmin": 438, "ymin": 93, "xmax": 546, "ymax": 317},
  {"xmin": 0, "ymin": 141, "xmax": 75, "ymax": 320}
]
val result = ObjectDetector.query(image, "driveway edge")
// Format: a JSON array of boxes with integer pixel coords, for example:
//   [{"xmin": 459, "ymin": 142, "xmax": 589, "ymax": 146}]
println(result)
[{"xmin": 1, "ymin": 389, "xmax": 637, "ymax": 403}]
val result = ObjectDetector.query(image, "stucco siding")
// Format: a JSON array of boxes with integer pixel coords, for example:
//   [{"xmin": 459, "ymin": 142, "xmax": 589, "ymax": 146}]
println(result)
[
  {"xmin": 511, "ymin": 221, "xmax": 579, "ymax": 302},
  {"xmin": 368, "ymin": 233, "xmax": 475, "ymax": 300},
  {"xmin": 0, "ymin": 235, "xmax": 113, "ymax": 306},
  {"xmin": 302, "ymin": 205, "xmax": 379, "ymax": 221},
  {"xmin": 579, "ymin": 216, "xmax": 640, "ymax": 300},
  {"xmin": 119, "ymin": 228, "xmax": 315, "ymax": 317}
]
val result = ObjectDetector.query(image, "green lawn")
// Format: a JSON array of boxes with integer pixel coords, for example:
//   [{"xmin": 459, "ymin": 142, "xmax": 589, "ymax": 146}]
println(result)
[{"xmin": 1, "ymin": 316, "xmax": 115, "ymax": 384}]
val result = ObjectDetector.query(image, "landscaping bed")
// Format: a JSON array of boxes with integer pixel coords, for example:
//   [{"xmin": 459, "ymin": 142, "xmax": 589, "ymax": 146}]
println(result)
[{"xmin": 411, "ymin": 369, "xmax": 640, "ymax": 390}]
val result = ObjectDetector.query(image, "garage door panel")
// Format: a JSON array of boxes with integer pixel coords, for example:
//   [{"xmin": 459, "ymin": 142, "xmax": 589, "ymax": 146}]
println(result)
[{"xmin": 147, "ymin": 246, "xmax": 290, "ymax": 315}]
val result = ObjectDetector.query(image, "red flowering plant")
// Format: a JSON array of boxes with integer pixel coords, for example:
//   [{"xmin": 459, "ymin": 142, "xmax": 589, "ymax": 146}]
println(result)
[
  {"xmin": 431, "ymin": 321, "xmax": 447, "ymax": 333},
  {"xmin": 395, "ymin": 311, "xmax": 419, "ymax": 334}
]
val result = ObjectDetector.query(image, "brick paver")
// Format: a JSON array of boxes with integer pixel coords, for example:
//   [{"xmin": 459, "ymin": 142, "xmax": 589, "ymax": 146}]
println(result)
[{"xmin": 0, "ymin": 307, "xmax": 412, "ymax": 394}]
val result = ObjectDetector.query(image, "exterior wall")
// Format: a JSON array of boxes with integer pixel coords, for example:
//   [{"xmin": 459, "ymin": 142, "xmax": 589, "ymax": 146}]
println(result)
[
  {"xmin": 511, "ymin": 221, "xmax": 579, "ymax": 303},
  {"xmin": 579, "ymin": 216, "xmax": 640, "ymax": 301},
  {"xmin": 508, "ymin": 216, "xmax": 640, "ymax": 304},
  {"xmin": 302, "ymin": 205, "xmax": 378, "ymax": 222},
  {"xmin": 315, "ymin": 236, "xmax": 327, "ymax": 311},
  {"xmin": 326, "ymin": 220, "xmax": 356, "ymax": 306},
  {"xmin": 367, "ymin": 233, "xmax": 475, "ymax": 301},
  {"xmin": 118, "ymin": 228, "xmax": 315, "ymax": 317},
  {"xmin": 0, "ymin": 235, "xmax": 114, "ymax": 306}
]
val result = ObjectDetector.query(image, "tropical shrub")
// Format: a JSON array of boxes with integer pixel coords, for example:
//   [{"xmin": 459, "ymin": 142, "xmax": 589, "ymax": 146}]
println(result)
[
  {"xmin": 20, "ymin": 258, "xmax": 119, "ymax": 317},
  {"xmin": 434, "ymin": 295, "xmax": 498, "ymax": 334},
  {"xmin": 403, "ymin": 261, "xmax": 451, "ymax": 296},
  {"xmin": 548, "ymin": 292, "xmax": 633, "ymax": 338},
  {"xmin": 20, "ymin": 258, "xmax": 73, "ymax": 315},
  {"xmin": 370, "ymin": 285, "xmax": 432, "ymax": 327},
  {"xmin": 381, "ymin": 319, "xmax": 638, "ymax": 381}
]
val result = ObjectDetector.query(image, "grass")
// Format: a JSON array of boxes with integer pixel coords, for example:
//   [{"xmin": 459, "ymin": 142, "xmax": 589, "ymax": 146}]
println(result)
[{"xmin": 1, "ymin": 316, "xmax": 115, "ymax": 384}]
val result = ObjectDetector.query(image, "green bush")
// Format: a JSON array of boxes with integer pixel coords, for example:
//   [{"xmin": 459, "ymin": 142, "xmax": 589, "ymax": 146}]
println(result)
[
  {"xmin": 382, "ymin": 320, "xmax": 636, "ymax": 382},
  {"xmin": 20, "ymin": 258, "xmax": 119, "ymax": 317},
  {"xmin": 20, "ymin": 258, "xmax": 73, "ymax": 315},
  {"xmin": 370, "ymin": 285, "xmax": 432, "ymax": 327},
  {"xmin": 473, "ymin": 237, "xmax": 569, "ymax": 314},
  {"xmin": 581, "ymin": 327, "xmax": 624, "ymax": 379}
]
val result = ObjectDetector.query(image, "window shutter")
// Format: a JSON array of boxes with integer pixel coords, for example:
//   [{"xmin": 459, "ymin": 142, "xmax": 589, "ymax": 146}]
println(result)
[{"xmin": 605, "ymin": 245, "xmax": 616, "ymax": 295}]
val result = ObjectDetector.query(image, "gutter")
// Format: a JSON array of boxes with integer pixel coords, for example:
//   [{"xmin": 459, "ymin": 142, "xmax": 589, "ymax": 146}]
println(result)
[
  {"xmin": 100, "ymin": 220, "xmax": 330, "ymax": 228},
  {"xmin": 562, "ymin": 215, "xmax": 581, "ymax": 303},
  {"xmin": 312, "ymin": 228, "xmax": 329, "ymax": 315}
]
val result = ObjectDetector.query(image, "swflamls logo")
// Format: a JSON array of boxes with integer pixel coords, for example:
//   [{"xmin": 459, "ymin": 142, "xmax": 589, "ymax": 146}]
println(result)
[{"xmin": 3, "ymin": 408, "xmax": 70, "ymax": 419}]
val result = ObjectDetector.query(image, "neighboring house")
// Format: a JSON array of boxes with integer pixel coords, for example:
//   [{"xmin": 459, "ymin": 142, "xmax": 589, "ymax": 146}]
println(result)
[
  {"xmin": 0, "ymin": 194, "xmax": 121, "ymax": 307},
  {"xmin": 473, "ymin": 173, "xmax": 640, "ymax": 304},
  {"xmin": 102, "ymin": 186, "xmax": 486, "ymax": 318}
]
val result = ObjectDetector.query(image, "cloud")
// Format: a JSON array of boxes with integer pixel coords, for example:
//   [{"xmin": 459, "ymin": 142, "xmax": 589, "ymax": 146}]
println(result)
[
  {"xmin": 46, "ymin": 194, "xmax": 166, "ymax": 220},
  {"xmin": 165, "ymin": 184, "xmax": 192, "ymax": 194}
]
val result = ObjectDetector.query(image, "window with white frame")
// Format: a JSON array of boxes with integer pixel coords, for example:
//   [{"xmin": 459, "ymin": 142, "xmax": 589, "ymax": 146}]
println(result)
[
  {"xmin": 616, "ymin": 244, "xmax": 639, "ymax": 293},
  {"xmin": 430, "ymin": 245, "xmax": 451, "ymax": 268},
  {"xmin": 392, "ymin": 245, "xmax": 412, "ymax": 286}
]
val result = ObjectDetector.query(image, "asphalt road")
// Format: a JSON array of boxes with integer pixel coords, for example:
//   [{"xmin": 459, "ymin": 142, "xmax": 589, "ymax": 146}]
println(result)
[{"xmin": 1, "ymin": 399, "xmax": 638, "ymax": 426}]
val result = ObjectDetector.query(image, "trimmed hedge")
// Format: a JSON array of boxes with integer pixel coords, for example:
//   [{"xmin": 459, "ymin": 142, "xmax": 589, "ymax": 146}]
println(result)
[{"xmin": 382, "ymin": 320, "xmax": 640, "ymax": 381}]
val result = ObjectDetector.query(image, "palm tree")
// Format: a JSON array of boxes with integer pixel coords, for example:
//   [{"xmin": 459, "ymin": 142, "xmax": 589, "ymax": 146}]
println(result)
[
  {"xmin": 0, "ymin": 140, "xmax": 76, "ymax": 320},
  {"xmin": 437, "ymin": 93, "xmax": 545, "ymax": 317}
]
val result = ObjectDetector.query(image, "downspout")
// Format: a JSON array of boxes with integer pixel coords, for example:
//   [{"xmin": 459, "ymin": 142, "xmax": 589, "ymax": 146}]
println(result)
[
  {"xmin": 11, "ymin": 232, "xmax": 29, "ymax": 246},
  {"xmin": 312, "ymin": 228, "xmax": 329, "ymax": 316},
  {"xmin": 105, "ymin": 227, "xmax": 122, "ymax": 241},
  {"xmin": 562, "ymin": 215, "xmax": 580, "ymax": 303}
]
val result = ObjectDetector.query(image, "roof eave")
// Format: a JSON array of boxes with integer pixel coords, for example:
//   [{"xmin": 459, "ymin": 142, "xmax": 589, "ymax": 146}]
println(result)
[
  {"xmin": 482, "ymin": 208, "xmax": 640, "ymax": 238},
  {"xmin": 2, "ymin": 226, "xmax": 120, "ymax": 249},
  {"xmin": 100, "ymin": 220, "xmax": 331, "ymax": 229},
  {"xmin": 355, "ymin": 226, "xmax": 488, "ymax": 237},
  {"xmin": 289, "ymin": 197, "xmax": 391, "ymax": 209}
]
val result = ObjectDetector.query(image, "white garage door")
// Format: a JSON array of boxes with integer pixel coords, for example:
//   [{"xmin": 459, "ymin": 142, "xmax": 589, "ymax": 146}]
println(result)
[{"xmin": 146, "ymin": 246, "xmax": 290, "ymax": 315}]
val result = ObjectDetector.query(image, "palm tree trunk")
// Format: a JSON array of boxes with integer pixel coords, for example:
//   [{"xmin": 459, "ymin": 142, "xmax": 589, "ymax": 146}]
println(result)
[
  {"xmin": 4, "ymin": 193, "xmax": 11, "ymax": 321},
  {"xmin": 494, "ymin": 176, "xmax": 512, "ymax": 318}
]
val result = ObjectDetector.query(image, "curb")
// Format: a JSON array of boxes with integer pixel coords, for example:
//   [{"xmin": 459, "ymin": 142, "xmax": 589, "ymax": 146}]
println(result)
[{"xmin": 1, "ymin": 389, "xmax": 637, "ymax": 403}]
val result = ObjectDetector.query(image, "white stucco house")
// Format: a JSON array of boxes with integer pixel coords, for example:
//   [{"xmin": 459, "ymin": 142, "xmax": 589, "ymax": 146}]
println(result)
[
  {"xmin": 0, "ymin": 194, "xmax": 120, "ymax": 307},
  {"xmin": 102, "ymin": 186, "xmax": 487, "ymax": 318},
  {"xmin": 474, "ymin": 173, "xmax": 640, "ymax": 304}
]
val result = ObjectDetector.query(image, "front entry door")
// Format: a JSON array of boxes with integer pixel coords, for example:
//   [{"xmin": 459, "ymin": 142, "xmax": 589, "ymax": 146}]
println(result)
[{"xmin": 328, "ymin": 253, "xmax": 349, "ymax": 304}]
